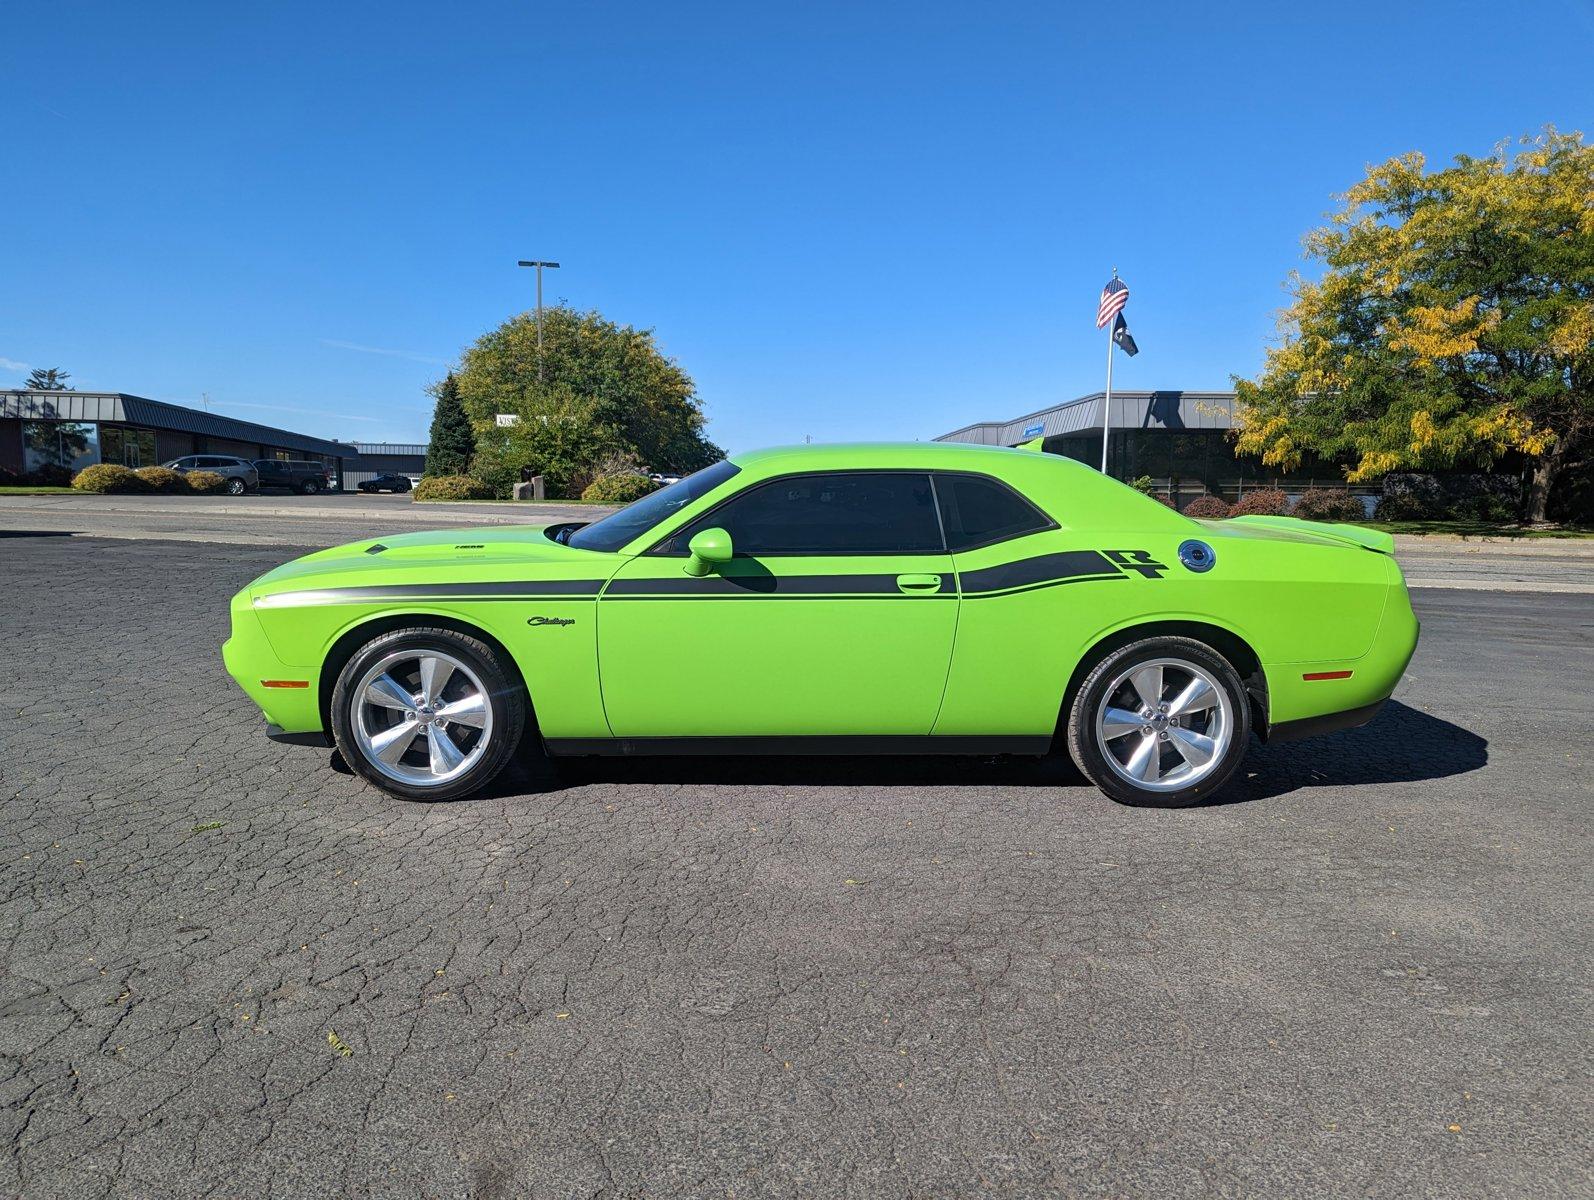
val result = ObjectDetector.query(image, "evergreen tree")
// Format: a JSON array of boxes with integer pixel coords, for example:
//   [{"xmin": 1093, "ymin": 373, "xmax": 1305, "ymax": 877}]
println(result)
[
  {"xmin": 424, "ymin": 372, "xmax": 475, "ymax": 475},
  {"xmin": 25, "ymin": 368, "xmax": 71, "ymax": 390}
]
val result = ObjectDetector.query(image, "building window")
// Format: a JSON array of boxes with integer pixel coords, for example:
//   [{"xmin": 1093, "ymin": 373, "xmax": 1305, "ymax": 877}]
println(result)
[
  {"xmin": 23, "ymin": 421, "xmax": 99, "ymax": 473},
  {"xmin": 101, "ymin": 426, "xmax": 158, "ymax": 468}
]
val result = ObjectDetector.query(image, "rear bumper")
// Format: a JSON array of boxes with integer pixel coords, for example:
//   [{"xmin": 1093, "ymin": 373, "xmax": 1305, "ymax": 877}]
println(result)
[
  {"xmin": 1262, "ymin": 559, "xmax": 1419, "ymax": 739},
  {"xmin": 1265, "ymin": 699, "xmax": 1387, "ymax": 743}
]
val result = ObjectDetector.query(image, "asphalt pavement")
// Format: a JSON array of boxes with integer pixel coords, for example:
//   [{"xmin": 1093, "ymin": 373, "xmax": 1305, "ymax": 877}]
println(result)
[{"xmin": 0, "ymin": 531, "xmax": 1589, "ymax": 1198}]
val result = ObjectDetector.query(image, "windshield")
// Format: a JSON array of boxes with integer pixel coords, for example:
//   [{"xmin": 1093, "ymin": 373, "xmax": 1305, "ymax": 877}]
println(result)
[{"xmin": 565, "ymin": 460, "xmax": 741, "ymax": 553}]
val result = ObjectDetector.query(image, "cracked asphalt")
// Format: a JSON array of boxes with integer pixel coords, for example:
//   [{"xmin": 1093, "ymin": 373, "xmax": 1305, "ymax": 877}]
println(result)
[{"xmin": 1, "ymin": 533, "xmax": 1589, "ymax": 1198}]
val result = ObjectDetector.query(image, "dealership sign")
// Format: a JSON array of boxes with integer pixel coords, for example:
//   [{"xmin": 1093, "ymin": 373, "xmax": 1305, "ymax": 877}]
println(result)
[
  {"xmin": 1023, "ymin": 423, "xmax": 1045, "ymax": 437},
  {"xmin": 495, "ymin": 414, "xmax": 520, "ymax": 427}
]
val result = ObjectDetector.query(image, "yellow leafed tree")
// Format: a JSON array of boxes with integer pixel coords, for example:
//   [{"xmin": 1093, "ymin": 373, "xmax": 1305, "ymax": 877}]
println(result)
[{"xmin": 1234, "ymin": 128, "xmax": 1593, "ymax": 522}]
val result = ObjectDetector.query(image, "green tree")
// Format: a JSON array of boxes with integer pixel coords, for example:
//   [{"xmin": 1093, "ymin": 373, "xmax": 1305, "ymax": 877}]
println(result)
[
  {"xmin": 467, "ymin": 386, "xmax": 628, "ymax": 498},
  {"xmin": 1234, "ymin": 128, "xmax": 1594, "ymax": 522},
  {"xmin": 25, "ymin": 367, "xmax": 71, "ymax": 390},
  {"xmin": 454, "ymin": 306, "xmax": 722, "ymax": 475},
  {"xmin": 424, "ymin": 372, "xmax": 476, "ymax": 476}
]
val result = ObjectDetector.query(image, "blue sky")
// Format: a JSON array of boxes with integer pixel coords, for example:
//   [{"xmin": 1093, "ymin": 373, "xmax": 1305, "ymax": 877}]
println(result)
[{"xmin": 3, "ymin": 1, "xmax": 1590, "ymax": 452}]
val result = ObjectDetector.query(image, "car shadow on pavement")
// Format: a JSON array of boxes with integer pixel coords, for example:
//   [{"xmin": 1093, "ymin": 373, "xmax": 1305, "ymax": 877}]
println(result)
[
  {"xmin": 1209, "ymin": 700, "xmax": 1488, "ymax": 806},
  {"xmin": 469, "ymin": 700, "xmax": 1486, "ymax": 806}
]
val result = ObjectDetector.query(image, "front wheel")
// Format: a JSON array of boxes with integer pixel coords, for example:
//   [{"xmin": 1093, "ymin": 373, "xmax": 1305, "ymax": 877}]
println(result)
[
  {"xmin": 1066, "ymin": 636, "xmax": 1251, "ymax": 808},
  {"xmin": 330, "ymin": 627, "xmax": 526, "ymax": 801},
  {"xmin": 300, "ymin": 479, "xmax": 321, "ymax": 494},
  {"xmin": 225, "ymin": 477, "xmax": 246, "ymax": 495}
]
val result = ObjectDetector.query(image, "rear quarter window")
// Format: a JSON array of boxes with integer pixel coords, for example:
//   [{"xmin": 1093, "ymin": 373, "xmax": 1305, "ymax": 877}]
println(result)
[{"xmin": 934, "ymin": 472, "xmax": 1055, "ymax": 551}]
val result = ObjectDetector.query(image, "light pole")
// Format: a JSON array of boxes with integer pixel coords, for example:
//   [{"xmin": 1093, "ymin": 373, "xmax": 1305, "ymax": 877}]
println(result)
[{"xmin": 516, "ymin": 260, "xmax": 561, "ymax": 381}]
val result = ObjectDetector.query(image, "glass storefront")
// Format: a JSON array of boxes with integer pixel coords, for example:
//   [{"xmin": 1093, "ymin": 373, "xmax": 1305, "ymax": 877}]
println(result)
[
  {"xmin": 23, "ymin": 421, "xmax": 99, "ymax": 474},
  {"xmin": 101, "ymin": 426, "xmax": 158, "ymax": 468}
]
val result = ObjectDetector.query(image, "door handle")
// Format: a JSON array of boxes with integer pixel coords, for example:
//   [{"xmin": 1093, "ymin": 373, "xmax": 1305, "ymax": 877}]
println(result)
[{"xmin": 895, "ymin": 574, "xmax": 943, "ymax": 594}]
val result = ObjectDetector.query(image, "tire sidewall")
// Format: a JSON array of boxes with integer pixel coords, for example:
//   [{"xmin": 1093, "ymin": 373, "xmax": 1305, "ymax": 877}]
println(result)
[
  {"xmin": 226, "ymin": 477, "xmax": 245, "ymax": 495},
  {"xmin": 1068, "ymin": 636, "xmax": 1251, "ymax": 808},
  {"xmin": 330, "ymin": 627, "xmax": 525, "ymax": 801}
]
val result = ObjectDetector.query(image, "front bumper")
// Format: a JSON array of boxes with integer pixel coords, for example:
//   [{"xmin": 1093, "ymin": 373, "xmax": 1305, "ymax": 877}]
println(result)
[{"xmin": 222, "ymin": 598, "xmax": 324, "ymax": 736}]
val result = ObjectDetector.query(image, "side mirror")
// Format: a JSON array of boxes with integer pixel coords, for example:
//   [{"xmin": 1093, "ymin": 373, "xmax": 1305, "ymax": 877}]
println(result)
[{"xmin": 684, "ymin": 528, "xmax": 733, "ymax": 577}]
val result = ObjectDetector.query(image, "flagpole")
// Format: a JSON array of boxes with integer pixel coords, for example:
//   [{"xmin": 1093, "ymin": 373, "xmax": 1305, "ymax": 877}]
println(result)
[{"xmin": 1100, "ymin": 318, "xmax": 1115, "ymax": 474}]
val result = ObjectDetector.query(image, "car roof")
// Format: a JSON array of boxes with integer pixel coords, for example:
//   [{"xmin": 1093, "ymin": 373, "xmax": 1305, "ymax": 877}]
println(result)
[{"xmin": 726, "ymin": 440, "xmax": 1092, "ymax": 475}]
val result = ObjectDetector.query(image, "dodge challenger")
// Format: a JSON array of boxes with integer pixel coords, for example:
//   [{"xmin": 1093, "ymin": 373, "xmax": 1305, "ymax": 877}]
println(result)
[{"xmin": 223, "ymin": 442, "xmax": 1419, "ymax": 807}]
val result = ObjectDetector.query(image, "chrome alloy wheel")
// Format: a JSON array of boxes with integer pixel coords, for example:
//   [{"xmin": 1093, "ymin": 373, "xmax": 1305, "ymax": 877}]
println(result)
[
  {"xmin": 352, "ymin": 650, "xmax": 494, "ymax": 787},
  {"xmin": 1094, "ymin": 656, "xmax": 1234, "ymax": 793}
]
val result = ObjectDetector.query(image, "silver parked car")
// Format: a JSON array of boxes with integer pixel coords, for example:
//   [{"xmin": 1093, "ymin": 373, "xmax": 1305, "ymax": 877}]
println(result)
[{"xmin": 164, "ymin": 455, "xmax": 259, "ymax": 495}]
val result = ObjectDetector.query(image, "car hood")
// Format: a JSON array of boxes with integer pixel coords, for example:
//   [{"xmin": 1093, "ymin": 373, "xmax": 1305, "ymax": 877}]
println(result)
[{"xmin": 245, "ymin": 524, "xmax": 613, "ymax": 596}]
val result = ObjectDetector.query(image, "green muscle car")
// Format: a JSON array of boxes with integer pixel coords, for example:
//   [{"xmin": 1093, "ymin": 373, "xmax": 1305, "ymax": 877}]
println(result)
[{"xmin": 222, "ymin": 442, "xmax": 1419, "ymax": 807}]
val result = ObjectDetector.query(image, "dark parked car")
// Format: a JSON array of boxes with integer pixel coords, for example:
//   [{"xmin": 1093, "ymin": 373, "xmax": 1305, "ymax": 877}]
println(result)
[
  {"xmin": 357, "ymin": 473, "xmax": 413, "ymax": 494},
  {"xmin": 253, "ymin": 459, "xmax": 337, "ymax": 494},
  {"xmin": 164, "ymin": 455, "xmax": 258, "ymax": 495}
]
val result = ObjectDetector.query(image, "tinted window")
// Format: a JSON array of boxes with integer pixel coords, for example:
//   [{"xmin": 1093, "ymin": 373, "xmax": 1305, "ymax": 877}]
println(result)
[
  {"xmin": 566, "ymin": 460, "xmax": 741, "ymax": 553},
  {"xmin": 667, "ymin": 472, "xmax": 943, "ymax": 556},
  {"xmin": 934, "ymin": 473, "xmax": 1052, "ymax": 550}
]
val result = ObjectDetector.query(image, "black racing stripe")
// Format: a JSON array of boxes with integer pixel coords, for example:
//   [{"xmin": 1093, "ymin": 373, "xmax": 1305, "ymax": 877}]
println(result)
[
  {"xmin": 959, "ymin": 573, "xmax": 1126, "ymax": 599},
  {"xmin": 958, "ymin": 551, "xmax": 1120, "ymax": 595},
  {"xmin": 603, "ymin": 573, "xmax": 952, "ymax": 597},
  {"xmin": 260, "ymin": 579, "xmax": 604, "ymax": 604},
  {"xmin": 603, "ymin": 592, "xmax": 957, "ymax": 602}
]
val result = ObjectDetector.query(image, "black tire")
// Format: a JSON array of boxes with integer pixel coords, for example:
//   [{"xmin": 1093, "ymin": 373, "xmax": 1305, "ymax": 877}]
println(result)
[
  {"xmin": 225, "ymin": 477, "xmax": 246, "ymax": 495},
  {"xmin": 329, "ymin": 626, "xmax": 527, "ymax": 801},
  {"xmin": 1066, "ymin": 635, "xmax": 1251, "ymax": 808},
  {"xmin": 301, "ymin": 479, "xmax": 321, "ymax": 495}
]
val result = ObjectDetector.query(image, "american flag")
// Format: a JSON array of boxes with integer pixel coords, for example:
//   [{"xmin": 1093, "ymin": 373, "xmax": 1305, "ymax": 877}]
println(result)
[{"xmin": 1095, "ymin": 276, "xmax": 1129, "ymax": 328}]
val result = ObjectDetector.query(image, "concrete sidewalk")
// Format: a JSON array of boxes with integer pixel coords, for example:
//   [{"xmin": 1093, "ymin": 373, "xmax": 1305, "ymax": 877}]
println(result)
[{"xmin": 0, "ymin": 491, "xmax": 603, "ymax": 546}]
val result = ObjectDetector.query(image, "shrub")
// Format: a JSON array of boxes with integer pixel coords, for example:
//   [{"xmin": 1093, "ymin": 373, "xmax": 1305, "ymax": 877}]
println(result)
[
  {"xmin": 1230, "ymin": 487, "xmax": 1290, "ymax": 517},
  {"xmin": 1374, "ymin": 493, "xmax": 1431, "ymax": 521},
  {"xmin": 135, "ymin": 465, "xmax": 190, "ymax": 494},
  {"xmin": 1452, "ymin": 492, "xmax": 1518, "ymax": 523},
  {"xmin": 1151, "ymin": 492, "xmax": 1176, "ymax": 507},
  {"xmin": 0, "ymin": 464, "xmax": 79, "ymax": 488},
  {"xmin": 1182, "ymin": 495, "xmax": 1233, "ymax": 519},
  {"xmin": 1291, "ymin": 488, "xmax": 1368, "ymax": 522},
  {"xmin": 413, "ymin": 474, "xmax": 495, "ymax": 502},
  {"xmin": 72, "ymin": 463, "xmax": 150, "ymax": 494},
  {"xmin": 186, "ymin": 470, "xmax": 227, "ymax": 494},
  {"xmin": 1129, "ymin": 475, "xmax": 1158, "ymax": 497},
  {"xmin": 582, "ymin": 473, "xmax": 658, "ymax": 504}
]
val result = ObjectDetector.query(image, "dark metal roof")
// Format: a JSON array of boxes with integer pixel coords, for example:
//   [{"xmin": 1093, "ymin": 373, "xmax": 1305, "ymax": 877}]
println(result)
[
  {"xmin": 1, "ymin": 390, "xmax": 353, "ymax": 458},
  {"xmin": 937, "ymin": 390, "xmax": 1237, "ymax": 446},
  {"xmin": 352, "ymin": 442, "xmax": 428, "ymax": 456}
]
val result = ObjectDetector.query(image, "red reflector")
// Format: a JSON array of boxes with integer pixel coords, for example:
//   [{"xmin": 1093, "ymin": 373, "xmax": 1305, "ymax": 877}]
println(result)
[
  {"xmin": 261, "ymin": 679, "xmax": 310, "ymax": 689},
  {"xmin": 1302, "ymin": 670, "xmax": 1353, "ymax": 681}
]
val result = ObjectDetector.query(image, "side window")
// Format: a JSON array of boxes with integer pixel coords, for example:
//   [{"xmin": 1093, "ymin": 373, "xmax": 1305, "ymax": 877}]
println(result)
[
  {"xmin": 665, "ymin": 472, "xmax": 943, "ymax": 556},
  {"xmin": 934, "ymin": 473, "xmax": 1054, "ymax": 551}
]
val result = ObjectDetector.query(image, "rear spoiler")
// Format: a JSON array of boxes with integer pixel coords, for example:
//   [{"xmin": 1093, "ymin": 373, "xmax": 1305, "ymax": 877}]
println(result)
[{"xmin": 1227, "ymin": 515, "xmax": 1396, "ymax": 555}]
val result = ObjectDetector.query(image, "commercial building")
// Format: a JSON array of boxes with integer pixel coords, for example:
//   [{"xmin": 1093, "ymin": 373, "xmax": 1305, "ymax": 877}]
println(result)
[
  {"xmin": 936, "ymin": 389, "xmax": 1370, "ymax": 506},
  {"xmin": 341, "ymin": 442, "xmax": 429, "ymax": 490},
  {"xmin": 1, "ymin": 390, "xmax": 354, "ymax": 482}
]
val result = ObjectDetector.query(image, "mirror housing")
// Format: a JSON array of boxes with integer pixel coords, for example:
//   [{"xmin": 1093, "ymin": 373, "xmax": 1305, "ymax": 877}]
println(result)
[{"xmin": 684, "ymin": 527, "xmax": 733, "ymax": 577}]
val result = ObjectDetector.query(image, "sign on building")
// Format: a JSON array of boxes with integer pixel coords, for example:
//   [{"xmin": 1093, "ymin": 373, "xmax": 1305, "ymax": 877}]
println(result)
[{"xmin": 495, "ymin": 414, "xmax": 520, "ymax": 427}]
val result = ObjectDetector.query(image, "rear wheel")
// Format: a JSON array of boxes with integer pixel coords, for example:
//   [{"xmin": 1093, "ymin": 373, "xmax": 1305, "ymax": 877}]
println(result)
[
  {"xmin": 1066, "ymin": 636, "xmax": 1250, "ymax": 808},
  {"xmin": 330, "ymin": 627, "xmax": 526, "ymax": 801}
]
